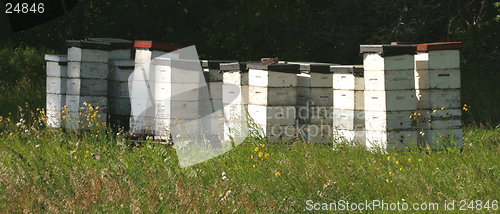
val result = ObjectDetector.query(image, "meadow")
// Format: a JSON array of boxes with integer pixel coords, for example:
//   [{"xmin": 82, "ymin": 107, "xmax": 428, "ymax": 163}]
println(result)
[{"xmin": 1, "ymin": 45, "xmax": 500, "ymax": 213}]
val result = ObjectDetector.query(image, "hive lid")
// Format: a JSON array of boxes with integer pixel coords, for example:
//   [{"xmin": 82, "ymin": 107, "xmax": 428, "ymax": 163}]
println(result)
[
  {"xmin": 219, "ymin": 62, "xmax": 248, "ymax": 73},
  {"xmin": 416, "ymin": 42, "xmax": 462, "ymax": 52},
  {"xmin": 360, "ymin": 45, "xmax": 417, "ymax": 56},
  {"xmin": 330, "ymin": 65, "xmax": 364, "ymax": 77},
  {"xmin": 88, "ymin": 38, "xmax": 133, "ymax": 49},
  {"xmin": 66, "ymin": 40, "xmax": 111, "ymax": 50},
  {"xmin": 201, "ymin": 60, "xmax": 238, "ymax": 69},
  {"xmin": 45, "ymin": 54, "xmax": 67, "ymax": 62},
  {"xmin": 134, "ymin": 40, "xmax": 182, "ymax": 52},
  {"xmin": 288, "ymin": 62, "xmax": 340, "ymax": 73},
  {"xmin": 247, "ymin": 63, "xmax": 301, "ymax": 74}
]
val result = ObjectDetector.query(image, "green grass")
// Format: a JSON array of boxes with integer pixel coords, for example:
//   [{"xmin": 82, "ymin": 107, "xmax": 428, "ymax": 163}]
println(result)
[{"xmin": 1, "ymin": 110, "xmax": 500, "ymax": 213}]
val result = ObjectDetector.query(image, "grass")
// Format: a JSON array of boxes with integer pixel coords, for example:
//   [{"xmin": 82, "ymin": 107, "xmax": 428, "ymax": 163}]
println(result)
[
  {"xmin": 1, "ymin": 45, "xmax": 500, "ymax": 213},
  {"xmin": 1, "ymin": 105, "xmax": 500, "ymax": 213}
]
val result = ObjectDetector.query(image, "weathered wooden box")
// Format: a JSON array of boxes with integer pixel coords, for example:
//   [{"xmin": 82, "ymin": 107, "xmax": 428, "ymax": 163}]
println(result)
[
  {"xmin": 247, "ymin": 86, "xmax": 297, "ymax": 106},
  {"xmin": 309, "ymin": 106, "xmax": 334, "ymax": 125},
  {"xmin": 108, "ymin": 59, "xmax": 134, "ymax": 82},
  {"xmin": 46, "ymin": 76, "xmax": 66, "ymax": 94},
  {"xmin": 45, "ymin": 54, "xmax": 68, "ymax": 77},
  {"xmin": 333, "ymin": 90, "xmax": 364, "ymax": 110},
  {"xmin": 309, "ymin": 88, "xmax": 333, "ymax": 106},
  {"xmin": 67, "ymin": 47, "xmax": 109, "ymax": 63},
  {"xmin": 108, "ymin": 97, "xmax": 131, "ymax": 115},
  {"xmin": 360, "ymin": 45, "xmax": 416, "ymax": 71},
  {"xmin": 332, "ymin": 109, "xmax": 365, "ymax": 131},
  {"xmin": 414, "ymin": 69, "xmax": 461, "ymax": 90}
]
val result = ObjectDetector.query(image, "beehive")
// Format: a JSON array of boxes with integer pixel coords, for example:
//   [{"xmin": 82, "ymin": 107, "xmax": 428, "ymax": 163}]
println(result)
[
  {"xmin": 220, "ymin": 62, "xmax": 249, "ymax": 142},
  {"xmin": 65, "ymin": 40, "xmax": 111, "ymax": 129},
  {"xmin": 414, "ymin": 42, "xmax": 463, "ymax": 149},
  {"xmin": 108, "ymin": 59, "xmax": 135, "ymax": 130},
  {"xmin": 129, "ymin": 40, "xmax": 181, "ymax": 136},
  {"xmin": 45, "ymin": 55, "xmax": 68, "ymax": 128},
  {"xmin": 361, "ymin": 44, "xmax": 418, "ymax": 149},
  {"xmin": 244, "ymin": 62, "xmax": 300, "ymax": 141}
]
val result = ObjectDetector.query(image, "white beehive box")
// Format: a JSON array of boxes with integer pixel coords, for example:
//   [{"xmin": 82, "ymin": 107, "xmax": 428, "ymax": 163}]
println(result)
[
  {"xmin": 135, "ymin": 49, "xmax": 178, "ymax": 64},
  {"xmin": 364, "ymin": 110, "xmax": 416, "ymax": 131},
  {"xmin": 364, "ymin": 90, "xmax": 417, "ymax": 111},
  {"xmin": 222, "ymin": 70, "xmax": 249, "ymax": 85},
  {"xmin": 417, "ymin": 89, "xmax": 461, "ymax": 109},
  {"xmin": 67, "ymin": 62, "xmax": 109, "ymax": 79},
  {"xmin": 45, "ymin": 54, "xmax": 68, "ymax": 77},
  {"xmin": 414, "ymin": 69, "xmax": 461, "ymax": 90},
  {"xmin": 223, "ymin": 104, "xmax": 247, "ymax": 123},
  {"xmin": 365, "ymin": 130, "xmax": 418, "ymax": 150},
  {"xmin": 332, "ymin": 109, "xmax": 365, "ymax": 131},
  {"xmin": 67, "ymin": 47, "xmax": 109, "ymax": 63},
  {"xmin": 202, "ymin": 60, "xmax": 237, "ymax": 82},
  {"xmin": 414, "ymin": 50, "xmax": 460, "ymax": 70},
  {"xmin": 152, "ymin": 58, "xmax": 202, "ymax": 83},
  {"xmin": 333, "ymin": 90, "xmax": 364, "ymax": 110},
  {"xmin": 247, "ymin": 86, "xmax": 297, "ymax": 106},
  {"xmin": 247, "ymin": 69, "xmax": 298, "ymax": 87},
  {"xmin": 362, "ymin": 52, "xmax": 415, "ymax": 71},
  {"xmin": 66, "ymin": 78, "xmax": 108, "ymax": 96},
  {"xmin": 247, "ymin": 105, "xmax": 296, "ymax": 126},
  {"xmin": 155, "ymin": 100, "xmax": 200, "ymax": 119},
  {"xmin": 46, "ymin": 93, "xmax": 66, "ymax": 127},
  {"xmin": 331, "ymin": 65, "xmax": 364, "ymax": 90},
  {"xmin": 46, "ymin": 76, "xmax": 66, "ymax": 94},
  {"xmin": 223, "ymin": 85, "xmax": 248, "ymax": 105},
  {"xmin": 154, "ymin": 82, "xmax": 200, "ymax": 101},
  {"xmin": 364, "ymin": 69, "xmax": 415, "ymax": 91}
]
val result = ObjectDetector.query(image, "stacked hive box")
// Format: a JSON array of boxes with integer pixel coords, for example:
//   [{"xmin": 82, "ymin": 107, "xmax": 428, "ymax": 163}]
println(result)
[
  {"xmin": 221, "ymin": 62, "xmax": 249, "ymax": 142},
  {"xmin": 152, "ymin": 58, "xmax": 205, "ymax": 142},
  {"xmin": 129, "ymin": 40, "xmax": 181, "ymax": 136},
  {"xmin": 414, "ymin": 42, "xmax": 463, "ymax": 149},
  {"xmin": 65, "ymin": 40, "xmax": 110, "ymax": 129},
  {"xmin": 199, "ymin": 60, "xmax": 236, "ymax": 143},
  {"xmin": 331, "ymin": 65, "xmax": 365, "ymax": 144},
  {"xmin": 245, "ymin": 62, "xmax": 300, "ymax": 141},
  {"xmin": 307, "ymin": 64, "xmax": 335, "ymax": 143},
  {"xmin": 360, "ymin": 45, "xmax": 418, "ymax": 149},
  {"xmin": 290, "ymin": 63, "xmax": 312, "ymax": 141},
  {"xmin": 45, "ymin": 54, "xmax": 68, "ymax": 128},
  {"xmin": 108, "ymin": 59, "xmax": 134, "ymax": 130},
  {"xmin": 288, "ymin": 62, "xmax": 336, "ymax": 142},
  {"xmin": 88, "ymin": 38, "xmax": 135, "ymax": 131}
]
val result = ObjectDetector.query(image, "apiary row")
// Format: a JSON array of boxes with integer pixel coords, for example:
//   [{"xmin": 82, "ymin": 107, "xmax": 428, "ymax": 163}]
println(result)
[{"xmin": 45, "ymin": 39, "xmax": 463, "ymax": 150}]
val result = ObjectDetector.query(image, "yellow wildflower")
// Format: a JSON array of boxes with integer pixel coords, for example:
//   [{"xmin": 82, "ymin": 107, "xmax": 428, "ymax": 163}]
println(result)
[
  {"xmin": 275, "ymin": 172, "xmax": 281, "ymax": 177},
  {"xmin": 254, "ymin": 147, "xmax": 259, "ymax": 152},
  {"xmin": 258, "ymin": 152, "xmax": 263, "ymax": 157},
  {"xmin": 265, "ymin": 154, "xmax": 270, "ymax": 159}
]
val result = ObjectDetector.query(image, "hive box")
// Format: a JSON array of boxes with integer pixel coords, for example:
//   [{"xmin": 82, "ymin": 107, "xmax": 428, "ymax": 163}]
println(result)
[
  {"xmin": 246, "ymin": 63, "xmax": 300, "ymax": 87},
  {"xmin": 45, "ymin": 54, "xmax": 68, "ymax": 77}
]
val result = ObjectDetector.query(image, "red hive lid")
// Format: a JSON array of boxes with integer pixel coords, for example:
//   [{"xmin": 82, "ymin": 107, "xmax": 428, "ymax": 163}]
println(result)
[
  {"xmin": 134, "ymin": 40, "xmax": 182, "ymax": 51},
  {"xmin": 416, "ymin": 42, "xmax": 462, "ymax": 52}
]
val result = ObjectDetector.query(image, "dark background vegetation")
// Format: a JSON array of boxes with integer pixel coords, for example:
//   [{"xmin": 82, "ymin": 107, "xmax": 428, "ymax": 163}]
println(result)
[{"xmin": 1, "ymin": 0, "xmax": 499, "ymax": 126}]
